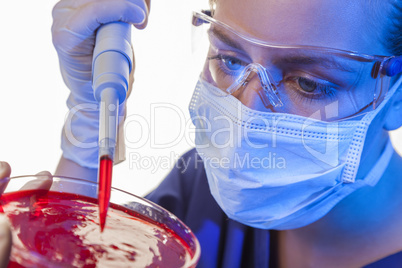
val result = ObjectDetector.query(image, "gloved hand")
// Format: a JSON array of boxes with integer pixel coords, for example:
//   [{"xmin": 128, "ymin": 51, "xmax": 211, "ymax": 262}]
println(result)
[
  {"xmin": 0, "ymin": 162, "xmax": 53, "ymax": 267},
  {"xmin": 52, "ymin": 0, "xmax": 150, "ymax": 169},
  {"xmin": 0, "ymin": 162, "xmax": 11, "ymax": 268}
]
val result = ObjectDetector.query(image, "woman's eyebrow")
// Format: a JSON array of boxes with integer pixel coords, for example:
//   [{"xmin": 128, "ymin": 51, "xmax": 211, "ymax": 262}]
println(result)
[
  {"xmin": 209, "ymin": 26, "xmax": 356, "ymax": 72},
  {"xmin": 275, "ymin": 55, "xmax": 355, "ymax": 72},
  {"xmin": 208, "ymin": 26, "xmax": 245, "ymax": 51}
]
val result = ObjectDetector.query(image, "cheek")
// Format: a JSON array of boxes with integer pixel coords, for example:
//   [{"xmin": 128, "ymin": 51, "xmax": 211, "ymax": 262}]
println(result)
[
  {"xmin": 360, "ymin": 100, "xmax": 390, "ymax": 161},
  {"xmin": 356, "ymin": 125, "xmax": 387, "ymax": 181}
]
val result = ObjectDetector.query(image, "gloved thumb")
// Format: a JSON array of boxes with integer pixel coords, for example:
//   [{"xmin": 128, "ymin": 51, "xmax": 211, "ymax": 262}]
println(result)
[{"xmin": 0, "ymin": 162, "xmax": 11, "ymax": 196}]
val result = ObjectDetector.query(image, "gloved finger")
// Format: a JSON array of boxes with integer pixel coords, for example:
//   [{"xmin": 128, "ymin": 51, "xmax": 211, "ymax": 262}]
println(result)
[
  {"xmin": 0, "ymin": 162, "xmax": 11, "ymax": 196},
  {"xmin": 53, "ymin": 0, "xmax": 148, "ymax": 40},
  {"xmin": 19, "ymin": 171, "xmax": 53, "ymax": 191},
  {"xmin": 0, "ymin": 215, "xmax": 11, "ymax": 268},
  {"xmin": 134, "ymin": 0, "xmax": 151, "ymax": 29}
]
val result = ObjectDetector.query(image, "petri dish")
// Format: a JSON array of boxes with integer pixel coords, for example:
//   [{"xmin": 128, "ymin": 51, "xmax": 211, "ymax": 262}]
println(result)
[{"xmin": 0, "ymin": 175, "xmax": 200, "ymax": 267}]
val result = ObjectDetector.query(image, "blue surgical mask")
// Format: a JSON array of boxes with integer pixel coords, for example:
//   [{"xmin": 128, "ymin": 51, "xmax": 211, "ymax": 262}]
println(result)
[{"xmin": 188, "ymin": 77, "xmax": 401, "ymax": 230}]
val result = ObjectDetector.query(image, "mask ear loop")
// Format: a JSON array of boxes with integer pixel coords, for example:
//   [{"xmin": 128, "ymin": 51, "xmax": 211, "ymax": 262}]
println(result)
[{"xmin": 226, "ymin": 63, "xmax": 283, "ymax": 108}]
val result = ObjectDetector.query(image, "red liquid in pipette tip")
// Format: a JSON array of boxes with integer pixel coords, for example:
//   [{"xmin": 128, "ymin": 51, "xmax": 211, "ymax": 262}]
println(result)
[{"xmin": 98, "ymin": 155, "xmax": 113, "ymax": 232}]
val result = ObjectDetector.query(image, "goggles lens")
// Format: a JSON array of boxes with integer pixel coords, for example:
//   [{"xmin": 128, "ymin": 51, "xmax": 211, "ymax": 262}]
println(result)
[{"xmin": 192, "ymin": 11, "xmax": 398, "ymax": 121}]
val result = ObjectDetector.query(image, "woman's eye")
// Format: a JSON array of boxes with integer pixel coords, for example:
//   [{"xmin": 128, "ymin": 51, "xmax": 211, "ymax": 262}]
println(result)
[
  {"xmin": 208, "ymin": 54, "xmax": 246, "ymax": 73},
  {"xmin": 297, "ymin": 77, "xmax": 319, "ymax": 92},
  {"xmin": 287, "ymin": 76, "xmax": 336, "ymax": 100},
  {"xmin": 221, "ymin": 56, "xmax": 243, "ymax": 71}
]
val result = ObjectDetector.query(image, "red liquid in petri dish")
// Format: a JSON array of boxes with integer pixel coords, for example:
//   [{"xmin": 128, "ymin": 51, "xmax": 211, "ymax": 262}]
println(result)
[{"xmin": 0, "ymin": 190, "xmax": 195, "ymax": 267}]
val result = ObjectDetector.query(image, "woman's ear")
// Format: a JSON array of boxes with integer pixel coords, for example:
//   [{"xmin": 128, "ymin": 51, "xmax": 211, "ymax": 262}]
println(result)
[{"xmin": 384, "ymin": 85, "xmax": 402, "ymax": 131}]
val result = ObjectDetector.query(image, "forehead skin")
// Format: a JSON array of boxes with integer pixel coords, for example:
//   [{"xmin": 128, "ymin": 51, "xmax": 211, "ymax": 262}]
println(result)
[{"xmin": 214, "ymin": 0, "xmax": 389, "ymax": 55}]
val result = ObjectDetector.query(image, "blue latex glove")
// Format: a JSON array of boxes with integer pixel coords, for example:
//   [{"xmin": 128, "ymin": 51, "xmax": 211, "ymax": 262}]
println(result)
[{"xmin": 52, "ymin": 0, "xmax": 149, "ymax": 168}]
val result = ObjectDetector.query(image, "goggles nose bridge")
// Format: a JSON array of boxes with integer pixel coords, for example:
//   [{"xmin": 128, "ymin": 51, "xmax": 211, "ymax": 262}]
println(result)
[{"xmin": 226, "ymin": 63, "xmax": 283, "ymax": 108}]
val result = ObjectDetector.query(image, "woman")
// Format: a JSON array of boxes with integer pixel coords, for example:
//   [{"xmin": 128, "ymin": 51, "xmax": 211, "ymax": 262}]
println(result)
[{"xmin": 3, "ymin": 0, "xmax": 402, "ymax": 266}]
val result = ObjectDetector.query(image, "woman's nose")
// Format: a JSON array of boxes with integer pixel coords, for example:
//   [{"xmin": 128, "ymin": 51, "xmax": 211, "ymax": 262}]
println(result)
[{"xmin": 231, "ymin": 72, "xmax": 273, "ymax": 111}]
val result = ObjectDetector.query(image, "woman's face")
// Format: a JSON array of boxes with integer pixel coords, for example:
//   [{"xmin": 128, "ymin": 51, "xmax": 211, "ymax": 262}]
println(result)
[
  {"xmin": 208, "ymin": 0, "xmax": 396, "ymax": 180},
  {"xmin": 213, "ymin": 0, "xmax": 387, "ymax": 55}
]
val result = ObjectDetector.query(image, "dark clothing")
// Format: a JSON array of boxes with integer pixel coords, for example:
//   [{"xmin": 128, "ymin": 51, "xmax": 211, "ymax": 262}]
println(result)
[{"xmin": 146, "ymin": 149, "xmax": 402, "ymax": 268}]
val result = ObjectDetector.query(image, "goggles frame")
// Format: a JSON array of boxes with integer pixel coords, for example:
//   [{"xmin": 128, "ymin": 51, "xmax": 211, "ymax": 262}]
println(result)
[{"xmin": 192, "ymin": 10, "xmax": 402, "ymax": 79}]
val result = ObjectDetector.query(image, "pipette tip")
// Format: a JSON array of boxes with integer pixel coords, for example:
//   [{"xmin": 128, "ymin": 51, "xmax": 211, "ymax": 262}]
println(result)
[
  {"xmin": 98, "ymin": 154, "xmax": 113, "ymax": 233},
  {"xmin": 99, "ymin": 211, "xmax": 106, "ymax": 232}
]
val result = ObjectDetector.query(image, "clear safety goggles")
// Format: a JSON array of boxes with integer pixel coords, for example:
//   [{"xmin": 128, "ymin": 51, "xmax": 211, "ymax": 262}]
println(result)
[{"xmin": 191, "ymin": 11, "xmax": 402, "ymax": 121}]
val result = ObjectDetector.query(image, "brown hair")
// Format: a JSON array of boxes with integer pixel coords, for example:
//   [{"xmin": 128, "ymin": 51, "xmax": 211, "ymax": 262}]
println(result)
[{"xmin": 386, "ymin": 1, "xmax": 402, "ymax": 55}]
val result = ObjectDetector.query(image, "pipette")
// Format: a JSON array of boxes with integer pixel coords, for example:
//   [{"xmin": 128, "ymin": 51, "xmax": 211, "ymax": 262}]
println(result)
[{"xmin": 92, "ymin": 22, "xmax": 133, "ymax": 232}]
